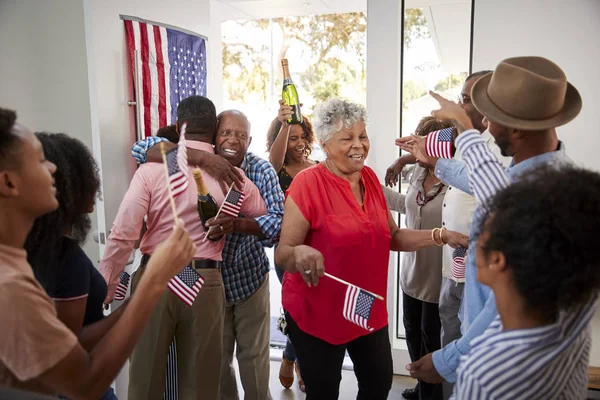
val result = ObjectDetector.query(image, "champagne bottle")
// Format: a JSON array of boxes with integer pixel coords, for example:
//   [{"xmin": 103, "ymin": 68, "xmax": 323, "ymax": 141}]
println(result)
[
  {"xmin": 192, "ymin": 169, "xmax": 218, "ymax": 230},
  {"xmin": 281, "ymin": 59, "xmax": 303, "ymax": 125}
]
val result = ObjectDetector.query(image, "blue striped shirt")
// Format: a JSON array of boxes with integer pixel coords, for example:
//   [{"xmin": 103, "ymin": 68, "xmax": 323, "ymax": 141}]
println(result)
[
  {"xmin": 131, "ymin": 137, "xmax": 285, "ymax": 302},
  {"xmin": 453, "ymin": 296, "xmax": 597, "ymax": 399},
  {"xmin": 431, "ymin": 130, "xmax": 572, "ymax": 381}
]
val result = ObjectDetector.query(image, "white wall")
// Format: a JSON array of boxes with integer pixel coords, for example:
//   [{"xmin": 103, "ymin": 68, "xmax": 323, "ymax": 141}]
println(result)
[
  {"xmin": 472, "ymin": 0, "xmax": 600, "ymax": 170},
  {"xmin": 0, "ymin": 0, "xmax": 100, "ymax": 262},
  {"xmin": 90, "ymin": 0, "xmax": 215, "ymax": 239},
  {"xmin": 472, "ymin": 0, "xmax": 600, "ymax": 364},
  {"xmin": 89, "ymin": 1, "xmax": 213, "ymax": 396}
]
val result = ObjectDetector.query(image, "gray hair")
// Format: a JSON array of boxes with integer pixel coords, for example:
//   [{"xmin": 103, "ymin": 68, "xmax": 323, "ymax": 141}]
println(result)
[{"xmin": 312, "ymin": 99, "xmax": 368, "ymax": 144}]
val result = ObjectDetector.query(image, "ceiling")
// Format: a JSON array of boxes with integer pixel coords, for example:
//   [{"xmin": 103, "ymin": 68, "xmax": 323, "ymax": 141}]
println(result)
[{"xmin": 213, "ymin": 0, "xmax": 471, "ymax": 21}]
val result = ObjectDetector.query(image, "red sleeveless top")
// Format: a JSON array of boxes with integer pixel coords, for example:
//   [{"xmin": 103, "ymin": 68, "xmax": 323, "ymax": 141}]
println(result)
[{"xmin": 282, "ymin": 163, "xmax": 391, "ymax": 344}]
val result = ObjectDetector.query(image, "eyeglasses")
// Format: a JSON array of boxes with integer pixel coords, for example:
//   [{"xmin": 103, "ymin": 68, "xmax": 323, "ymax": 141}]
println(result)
[{"xmin": 458, "ymin": 95, "xmax": 471, "ymax": 105}]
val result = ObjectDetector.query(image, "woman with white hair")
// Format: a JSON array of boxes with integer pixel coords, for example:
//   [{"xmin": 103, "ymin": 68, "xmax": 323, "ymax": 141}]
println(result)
[{"xmin": 275, "ymin": 99, "xmax": 468, "ymax": 399}]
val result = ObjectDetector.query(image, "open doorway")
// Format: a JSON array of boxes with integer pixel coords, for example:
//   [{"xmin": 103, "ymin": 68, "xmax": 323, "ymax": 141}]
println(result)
[{"xmin": 220, "ymin": 12, "xmax": 366, "ymax": 355}]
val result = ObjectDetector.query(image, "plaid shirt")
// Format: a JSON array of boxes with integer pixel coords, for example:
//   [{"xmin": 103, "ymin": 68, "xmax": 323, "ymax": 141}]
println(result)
[{"xmin": 131, "ymin": 137, "xmax": 284, "ymax": 302}]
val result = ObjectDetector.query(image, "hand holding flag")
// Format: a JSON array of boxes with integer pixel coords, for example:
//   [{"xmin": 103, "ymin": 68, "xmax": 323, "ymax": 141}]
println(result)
[{"xmin": 160, "ymin": 122, "xmax": 189, "ymax": 220}]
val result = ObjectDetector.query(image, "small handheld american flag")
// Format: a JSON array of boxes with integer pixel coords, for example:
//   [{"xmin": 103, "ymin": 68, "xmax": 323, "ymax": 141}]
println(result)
[
  {"xmin": 167, "ymin": 266, "xmax": 205, "ymax": 307},
  {"xmin": 426, "ymin": 127, "xmax": 454, "ymax": 159},
  {"xmin": 114, "ymin": 271, "xmax": 131, "ymax": 301},
  {"xmin": 452, "ymin": 247, "xmax": 467, "ymax": 280},
  {"xmin": 219, "ymin": 185, "xmax": 246, "ymax": 218},
  {"xmin": 343, "ymin": 285, "xmax": 375, "ymax": 331},
  {"xmin": 165, "ymin": 124, "xmax": 189, "ymax": 197}
]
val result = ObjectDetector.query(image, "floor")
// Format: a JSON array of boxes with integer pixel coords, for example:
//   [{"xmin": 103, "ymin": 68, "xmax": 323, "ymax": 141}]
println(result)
[{"xmin": 233, "ymin": 359, "xmax": 417, "ymax": 399}]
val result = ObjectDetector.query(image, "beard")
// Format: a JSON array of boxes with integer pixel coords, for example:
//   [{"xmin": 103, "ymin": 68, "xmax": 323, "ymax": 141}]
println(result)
[{"xmin": 495, "ymin": 137, "xmax": 512, "ymax": 157}]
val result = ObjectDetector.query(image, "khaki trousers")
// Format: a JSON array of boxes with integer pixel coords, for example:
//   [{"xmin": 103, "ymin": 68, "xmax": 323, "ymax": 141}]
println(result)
[
  {"xmin": 220, "ymin": 274, "xmax": 272, "ymax": 400},
  {"xmin": 128, "ymin": 265, "xmax": 225, "ymax": 400}
]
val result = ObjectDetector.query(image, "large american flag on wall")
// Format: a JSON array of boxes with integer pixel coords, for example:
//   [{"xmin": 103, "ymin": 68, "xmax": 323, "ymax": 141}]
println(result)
[{"xmin": 123, "ymin": 16, "xmax": 207, "ymax": 139}]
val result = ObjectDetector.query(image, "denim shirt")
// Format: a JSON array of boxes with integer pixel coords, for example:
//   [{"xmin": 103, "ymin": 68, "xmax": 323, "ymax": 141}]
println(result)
[{"xmin": 431, "ymin": 130, "xmax": 571, "ymax": 382}]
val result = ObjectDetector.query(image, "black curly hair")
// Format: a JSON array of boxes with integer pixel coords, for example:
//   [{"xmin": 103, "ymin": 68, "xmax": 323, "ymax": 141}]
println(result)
[
  {"xmin": 480, "ymin": 166, "xmax": 600, "ymax": 322},
  {"xmin": 25, "ymin": 133, "xmax": 101, "ymax": 288},
  {"xmin": 0, "ymin": 108, "xmax": 20, "ymax": 169},
  {"xmin": 157, "ymin": 124, "xmax": 179, "ymax": 143},
  {"xmin": 266, "ymin": 117, "xmax": 315, "ymax": 160}
]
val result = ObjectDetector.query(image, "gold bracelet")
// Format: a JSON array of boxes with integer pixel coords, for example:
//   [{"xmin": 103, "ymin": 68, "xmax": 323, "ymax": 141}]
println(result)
[
  {"xmin": 440, "ymin": 227, "xmax": 448, "ymax": 245},
  {"xmin": 431, "ymin": 228, "xmax": 440, "ymax": 245},
  {"xmin": 434, "ymin": 228, "xmax": 444, "ymax": 246}
]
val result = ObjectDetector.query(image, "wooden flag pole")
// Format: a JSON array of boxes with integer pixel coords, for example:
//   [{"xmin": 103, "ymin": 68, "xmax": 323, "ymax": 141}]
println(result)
[
  {"xmin": 160, "ymin": 142, "xmax": 179, "ymax": 222},
  {"xmin": 323, "ymin": 272, "xmax": 384, "ymax": 301}
]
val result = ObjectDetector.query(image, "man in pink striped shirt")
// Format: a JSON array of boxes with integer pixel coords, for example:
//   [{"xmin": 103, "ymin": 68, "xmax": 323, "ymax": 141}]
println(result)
[{"xmin": 99, "ymin": 96, "xmax": 267, "ymax": 400}]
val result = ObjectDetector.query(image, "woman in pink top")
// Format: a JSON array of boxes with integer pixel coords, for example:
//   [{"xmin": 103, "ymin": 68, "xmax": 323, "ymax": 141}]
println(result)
[{"xmin": 275, "ymin": 99, "xmax": 468, "ymax": 399}]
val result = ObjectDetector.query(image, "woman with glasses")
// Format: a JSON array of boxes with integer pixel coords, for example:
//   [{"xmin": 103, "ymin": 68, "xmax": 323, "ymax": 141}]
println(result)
[{"xmin": 383, "ymin": 116, "xmax": 453, "ymax": 400}]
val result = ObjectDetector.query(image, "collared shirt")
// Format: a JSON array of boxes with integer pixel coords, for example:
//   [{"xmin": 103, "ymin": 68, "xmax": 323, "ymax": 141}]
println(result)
[
  {"xmin": 383, "ymin": 165, "xmax": 446, "ymax": 303},
  {"xmin": 131, "ymin": 137, "xmax": 285, "ymax": 303},
  {"xmin": 99, "ymin": 141, "xmax": 267, "ymax": 300},
  {"xmin": 453, "ymin": 296, "xmax": 597, "ymax": 399},
  {"xmin": 221, "ymin": 152, "xmax": 284, "ymax": 302},
  {"xmin": 440, "ymin": 130, "xmax": 511, "ymax": 282},
  {"xmin": 430, "ymin": 129, "xmax": 572, "ymax": 382}
]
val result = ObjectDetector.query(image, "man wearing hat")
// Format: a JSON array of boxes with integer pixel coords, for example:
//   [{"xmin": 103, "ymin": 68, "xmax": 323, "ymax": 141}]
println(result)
[{"xmin": 396, "ymin": 56, "xmax": 583, "ymax": 386}]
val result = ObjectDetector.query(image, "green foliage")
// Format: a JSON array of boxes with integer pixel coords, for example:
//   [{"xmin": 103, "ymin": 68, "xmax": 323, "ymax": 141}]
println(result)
[
  {"xmin": 403, "ymin": 80, "xmax": 427, "ymax": 104},
  {"xmin": 404, "ymin": 8, "xmax": 430, "ymax": 47},
  {"xmin": 434, "ymin": 72, "xmax": 467, "ymax": 91},
  {"xmin": 222, "ymin": 9, "xmax": 429, "ymax": 103}
]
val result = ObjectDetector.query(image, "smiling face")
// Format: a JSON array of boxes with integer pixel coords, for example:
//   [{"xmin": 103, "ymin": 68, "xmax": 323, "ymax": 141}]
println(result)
[
  {"xmin": 0, "ymin": 125, "xmax": 58, "ymax": 217},
  {"xmin": 322, "ymin": 120, "xmax": 369, "ymax": 175},
  {"xmin": 214, "ymin": 113, "xmax": 251, "ymax": 167},
  {"xmin": 286, "ymin": 124, "xmax": 309, "ymax": 163}
]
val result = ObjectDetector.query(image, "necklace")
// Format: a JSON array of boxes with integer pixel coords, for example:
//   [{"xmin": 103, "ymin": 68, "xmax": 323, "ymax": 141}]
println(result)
[
  {"xmin": 416, "ymin": 184, "xmax": 444, "ymax": 207},
  {"xmin": 324, "ymin": 160, "xmax": 365, "ymax": 207}
]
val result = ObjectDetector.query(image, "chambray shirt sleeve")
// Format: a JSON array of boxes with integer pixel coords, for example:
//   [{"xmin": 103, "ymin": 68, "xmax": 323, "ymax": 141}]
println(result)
[
  {"xmin": 434, "ymin": 158, "xmax": 473, "ymax": 195},
  {"xmin": 132, "ymin": 136, "xmax": 168, "ymax": 164},
  {"xmin": 253, "ymin": 163, "xmax": 285, "ymax": 246},
  {"xmin": 455, "ymin": 129, "xmax": 511, "ymax": 208},
  {"xmin": 432, "ymin": 293, "xmax": 499, "ymax": 382}
]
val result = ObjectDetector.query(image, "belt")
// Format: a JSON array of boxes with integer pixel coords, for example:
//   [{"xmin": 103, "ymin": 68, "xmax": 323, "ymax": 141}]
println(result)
[{"xmin": 141, "ymin": 254, "xmax": 221, "ymax": 269}]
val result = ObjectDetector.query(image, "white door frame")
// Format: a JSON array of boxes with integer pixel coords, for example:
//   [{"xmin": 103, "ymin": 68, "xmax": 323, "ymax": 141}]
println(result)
[{"xmin": 366, "ymin": 0, "xmax": 412, "ymax": 375}]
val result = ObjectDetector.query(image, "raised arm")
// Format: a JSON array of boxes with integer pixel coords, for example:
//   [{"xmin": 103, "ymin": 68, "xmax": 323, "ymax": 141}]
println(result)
[
  {"xmin": 385, "ymin": 154, "xmax": 417, "ymax": 187},
  {"xmin": 37, "ymin": 221, "xmax": 194, "ymax": 400},
  {"xmin": 454, "ymin": 131, "xmax": 510, "ymax": 207},
  {"xmin": 132, "ymin": 137, "xmax": 244, "ymax": 194},
  {"xmin": 269, "ymin": 100, "xmax": 294, "ymax": 173}
]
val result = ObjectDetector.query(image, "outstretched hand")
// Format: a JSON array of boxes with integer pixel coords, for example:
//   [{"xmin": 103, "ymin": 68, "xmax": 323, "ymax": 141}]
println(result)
[
  {"xmin": 395, "ymin": 135, "xmax": 438, "ymax": 167},
  {"xmin": 429, "ymin": 91, "xmax": 473, "ymax": 133}
]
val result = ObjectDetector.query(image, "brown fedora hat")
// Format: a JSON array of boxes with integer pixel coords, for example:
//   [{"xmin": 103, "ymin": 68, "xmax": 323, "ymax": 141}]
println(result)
[{"xmin": 471, "ymin": 56, "xmax": 582, "ymax": 130}]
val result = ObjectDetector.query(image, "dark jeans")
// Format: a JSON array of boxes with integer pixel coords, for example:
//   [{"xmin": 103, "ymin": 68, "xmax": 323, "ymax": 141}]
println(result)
[
  {"xmin": 286, "ymin": 312, "xmax": 393, "ymax": 400},
  {"xmin": 275, "ymin": 263, "xmax": 297, "ymax": 363},
  {"xmin": 403, "ymin": 292, "xmax": 443, "ymax": 400}
]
